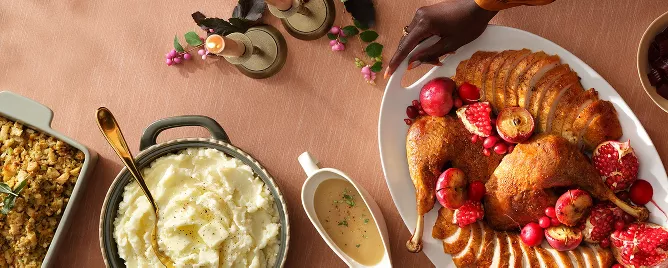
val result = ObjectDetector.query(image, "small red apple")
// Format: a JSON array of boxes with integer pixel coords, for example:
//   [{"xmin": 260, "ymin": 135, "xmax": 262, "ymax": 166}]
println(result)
[
  {"xmin": 496, "ymin": 107, "xmax": 535, "ymax": 143},
  {"xmin": 420, "ymin": 78, "xmax": 455, "ymax": 117},
  {"xmin": 544, "ymin": 225, "xmax": 583, "ymax": 251},
  {"xmin": 555, "ymin": 189, "xmax": 593, "ymax": 226},
  {"xmin": 435, "ymin": 168, "xmax": 468, "ymax": 209}
]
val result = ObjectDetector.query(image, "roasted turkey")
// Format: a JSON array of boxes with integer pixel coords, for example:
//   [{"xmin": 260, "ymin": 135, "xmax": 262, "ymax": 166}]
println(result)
[
  {"xmin": 432, "ymin": 207, "xmax": 615, "ymax": 267},
  {"xmin": 485, "ymin": 134, "xmax": 648, "ymax": 231},
  {"xmin": 453, "ymin": 50, "xmax": 622, "ymax": 151},
  {"xmin": 404, "ymin": 50, "xmax": 629, "ymax": 256}
]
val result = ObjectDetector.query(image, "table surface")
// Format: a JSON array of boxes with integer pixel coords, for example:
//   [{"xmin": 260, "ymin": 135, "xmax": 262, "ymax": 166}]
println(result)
[{"xmin": 2, "ymin": 0, "xmax": 668, "ymax": 267}]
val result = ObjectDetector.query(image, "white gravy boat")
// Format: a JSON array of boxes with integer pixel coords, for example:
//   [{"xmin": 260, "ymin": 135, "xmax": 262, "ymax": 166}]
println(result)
[{"xmin": 298, "ymin": 152, "xmax": 393, "ymax": 268}]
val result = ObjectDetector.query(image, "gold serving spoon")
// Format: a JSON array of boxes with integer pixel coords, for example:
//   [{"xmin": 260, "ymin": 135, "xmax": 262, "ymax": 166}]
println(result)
[{"xmin": 96, "ymin": 107, "xmax": 174, "ymax": 268}]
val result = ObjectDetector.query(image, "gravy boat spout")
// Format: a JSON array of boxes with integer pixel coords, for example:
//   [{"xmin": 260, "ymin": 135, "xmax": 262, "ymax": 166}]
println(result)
[{"xmin": 298, "ymin": 152, "xmax": 392, "ymax": 268}]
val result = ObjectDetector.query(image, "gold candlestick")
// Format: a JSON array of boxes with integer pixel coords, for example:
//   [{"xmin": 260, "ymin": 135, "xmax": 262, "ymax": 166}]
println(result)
[
  {"xmin": 206, "ymin": 26, "xmax": 287, "ymax": 79},
  {"xmin": 267, "ymin": 0, "xmax": 335, "ymax": 40}
]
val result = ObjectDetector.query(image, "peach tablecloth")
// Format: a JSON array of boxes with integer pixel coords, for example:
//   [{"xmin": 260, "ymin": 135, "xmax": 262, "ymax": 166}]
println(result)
[{"xmin": 1, "ymin": 0, "xmax": 667, "ymax": 267}]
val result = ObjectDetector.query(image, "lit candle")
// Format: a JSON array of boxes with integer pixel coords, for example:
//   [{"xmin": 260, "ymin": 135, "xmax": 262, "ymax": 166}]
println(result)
[
  {"xmin": 205, "ymin": 35, "xmax": 245, "ymax": 57},
  {"xmin": 266, "ymin": 0, "xmax": 292, "ymax": 11}
]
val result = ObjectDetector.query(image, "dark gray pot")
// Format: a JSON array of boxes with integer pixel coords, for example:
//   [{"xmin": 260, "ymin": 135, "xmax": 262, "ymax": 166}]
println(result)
[{"xmin": 99, "ymin": 116, "xmax": 290, "ymax": 267}]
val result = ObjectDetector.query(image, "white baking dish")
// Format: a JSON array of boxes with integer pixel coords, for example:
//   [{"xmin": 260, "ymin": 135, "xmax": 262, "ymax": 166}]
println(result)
[{"xmin": 0, "ymin": 91, "xmax": 98, "ymax": 267}]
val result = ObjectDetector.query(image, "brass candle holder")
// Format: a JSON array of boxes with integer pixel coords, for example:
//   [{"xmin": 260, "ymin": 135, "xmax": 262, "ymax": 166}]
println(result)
[
  {"xmin": 206, "ymin": 25, "xmax": 287, "ymax": 79},
  {"xmin": 267, "ymin": 0, "xmax": 335, "ymax": 40}
]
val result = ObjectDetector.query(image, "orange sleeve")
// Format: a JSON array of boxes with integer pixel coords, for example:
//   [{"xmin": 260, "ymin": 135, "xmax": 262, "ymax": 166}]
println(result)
[{"xmin": 474, "ymin": 0, "xmax": 555, "ymax": 11}]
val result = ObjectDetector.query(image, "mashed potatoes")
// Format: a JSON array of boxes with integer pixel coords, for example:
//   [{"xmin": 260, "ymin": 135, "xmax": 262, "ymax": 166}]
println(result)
[{"xmin": 113, "ymin": 148, "xmax": 281, "ymax": 268}]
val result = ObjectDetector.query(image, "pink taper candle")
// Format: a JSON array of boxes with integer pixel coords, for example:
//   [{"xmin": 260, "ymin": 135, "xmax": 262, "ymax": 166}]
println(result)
[
  {"xmin": 205, "ymin": 35, "xmax": 245, "ymax": 57},
  {"xmin": 265, "ymin": 0, "xmax": 292, "ymax": 11}
]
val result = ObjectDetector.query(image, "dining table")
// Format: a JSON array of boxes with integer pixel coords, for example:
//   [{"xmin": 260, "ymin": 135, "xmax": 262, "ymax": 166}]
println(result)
[{"xmin": 1, "ymin": 0, "xmax": 667, "ymax": 267}]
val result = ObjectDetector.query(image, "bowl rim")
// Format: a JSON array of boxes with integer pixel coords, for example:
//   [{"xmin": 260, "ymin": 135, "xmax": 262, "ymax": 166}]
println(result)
[
  {"xmin": 637, "ymin": 10, "xmax": 668, "ymax": 113},
  {"xmin": 98, "ymin": 137, "xmax": 290, "ymax": 268}
]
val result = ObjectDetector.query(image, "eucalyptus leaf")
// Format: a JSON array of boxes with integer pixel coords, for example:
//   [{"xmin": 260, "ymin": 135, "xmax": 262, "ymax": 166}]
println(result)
[
  {"xmin": 370, "ymin": 61, "xmax": 382, "ymax": 73},
  {"xmin": 184, "ymin": 31, "xmax": 203, "ymax": 46},
  {"xmin": 173, "ymin": 36, "xmax": 185, "ymax": 53},
  {"xmin": 341, "ymin": 26, "xmax": 359, "ymax": 37},
  {"xmin": 0, "ymin": 183, "xmax": 17, "ymax": 197},
  {"xmin": 365, "ymin": 42, "xmax": 383, "ymax": 58},
  {"xmin": 327, "ymin": 33, "xmax": 337, "ymax": 40},
  {"xmin": 353, "ymin": 19, "xmax": 368, "ymax": 30},
  {"xmin": 359, "ymin": 30, "xmax": 378, "ymax": 42}
]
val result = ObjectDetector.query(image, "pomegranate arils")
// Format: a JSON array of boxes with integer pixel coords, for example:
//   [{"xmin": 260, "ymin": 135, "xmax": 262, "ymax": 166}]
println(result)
[
  {"xmin": 482, "ymin": 148, "xmax": 491, "ymax": 156},
  {"xmin": 611, "ymin": 223, "xmax": 668, "ymax": 267},
  {"xmin": 453, "ymin": 200, "xmax": 484, "ymax": 227},
  {"xmin": 601, "ymin": 238, "xmax": 611, "ymax": 248},
  {"xmin": 593, "ymin": 140, "xmax": 639, "ymax": 192},
  {"xmin": 467, "ymin": 181, "xmax": 485, "ymax": 202},
  {"xmin": 471, "ymin": 135, "xmax": 479, "ymax": 143},
  {"xmin": 406, "ymin": 106, "xmax": 419, "ymax": 119},
  {"xmin": 483, "ymin": 136, "xmax": 498, "ymax": 149},
  {"xmin": 583, "ymin": 203, "xmax": 616, "ymax": 243},
  {"xmin": 404, "ymin": 119, "xmax": 412, "ymax": 125},
  {"xmin": 412, "ymin": 99, "xmax": 420, "ymax": 107},
  {"xmin": 456, "ymin": 102, "xmax": 493, "ymax": 137}
]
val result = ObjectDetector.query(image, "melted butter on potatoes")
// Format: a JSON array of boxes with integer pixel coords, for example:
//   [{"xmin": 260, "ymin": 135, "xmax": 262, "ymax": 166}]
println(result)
[{"xmin": 113, "ymin": 148, "xmax": 280, "ymax": 268}]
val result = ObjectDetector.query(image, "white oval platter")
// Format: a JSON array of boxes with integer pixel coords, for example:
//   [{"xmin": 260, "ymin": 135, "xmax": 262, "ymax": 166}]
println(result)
[{"xmin": 378, "ymin": 25, "xmax": 668, "ymax": 267}]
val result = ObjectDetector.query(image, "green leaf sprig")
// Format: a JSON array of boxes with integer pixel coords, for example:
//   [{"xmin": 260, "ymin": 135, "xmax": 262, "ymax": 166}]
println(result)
[
  {"xmin": 333, "ymin": 19, "xmax": 384, "ymax": 84},
  {"xmin": 1, "ymin": 180, "xmax": 28, "ymax": 215}
]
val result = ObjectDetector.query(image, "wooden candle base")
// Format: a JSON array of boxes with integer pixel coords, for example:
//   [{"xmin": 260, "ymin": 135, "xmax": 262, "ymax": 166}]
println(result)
[
  {"xmin": 223, "ymin": 25, "xmax": 287, "ymax": 79},
  {"xmin": 268, "ymin": 0, "xmax": 335, "ymax": 40}
]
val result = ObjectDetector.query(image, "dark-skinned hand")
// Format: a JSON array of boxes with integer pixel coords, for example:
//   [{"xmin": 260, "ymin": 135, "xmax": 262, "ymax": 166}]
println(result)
[{"xmin": 385, "ymin": 0, "xmax": 497, "ymax": 78}]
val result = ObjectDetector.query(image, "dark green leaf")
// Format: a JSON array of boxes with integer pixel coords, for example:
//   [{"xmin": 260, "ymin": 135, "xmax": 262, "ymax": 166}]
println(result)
[
  {"xmin": 0, "ymin": 183, "xmax": 17, "ymax": 197},
  {"xmin": 353, "ymin": 19, "xmax": 369, "ymax": 30},
  {"xmin": 13, "ymin": 180, "xmax": 27, "ymax": 194},
  {"xmin": 341, "ymin": 26, "xmax": 359, "ymax": 37},
  {"xmin": 173, "ymin": 36, "xmax": 184, "ymax": 52},
  {"xmin": 327, "ymin": 33, "xmax": 337, "ymax": 40},
  {"xmin": 192, "ymin": 11, "xmax": 207, "ymax": 25},
  {"xmin": 344, "ymin": 0, "xmax": 375, "ymax": 27},
  {"xmin": 228, "ymin": 18, "xmax": 247, "ymax": 29},
  {"xmin": 338, "ymin": 37, "xmax": 348, "ymax": 44},
  {"xmin": 359, "ymin": 30, "xmax": 378, "ymax": 42},
  {"xmin": 1, "ymin": 196, "xmax": 16, "ymax": 214},
  {"xmin": 370, "ymin": 61, "xmax": 382, "ymax": 73},
  {"xmin": 365, "ymin": 42, "xmax": 383, "ymax": 58},
  {"xmin": 184, "ymin": 31, "xmax": 203, "ymax": 47},
  {"xmin": 197, "ymin": 18, "xmax": 247, "ymax": 36},
  {"xmin": 233, "ymin": 0, "xmax": 266, "ymax": 21}
]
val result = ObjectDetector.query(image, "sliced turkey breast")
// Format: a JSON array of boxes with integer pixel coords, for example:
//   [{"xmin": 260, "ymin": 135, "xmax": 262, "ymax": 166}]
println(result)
[
  {"xmin": 578, "ymin": 245, "xmax": 599, "ymax": 268},
  {"xmin": 483, "ymin": 50, "xmax": 517, "ymax": 103},
  {"xmin": 494, "ymin": 50, "xmax": 533, "ymax": 110},
  {"xmin": 504, "ymin": 52, "xmax": 547, "ymax": 109},
  {"xmin": 545, "ymin": 82, "xmax": 584, "ymax": 133},
  {"xmin": 472, "ymin": 52, "xmax": 500, "ymax": 99},
  {"xmin": 567, "ymin": 249, "xmax": 586, "ymax": 267},
  {"xmin": 536, "ymin": 72, "xmax": 581, "ymax": 133},
  {"xmin": 516, "ymin": 56, "xmax": 562, "ymax": 110},
  {"xmin": 476, "ymin": 223, "xmax": 497, "ymax": 266},
  {"xmin": 453, "ymin": 221, "xmax": 483, "ymax": 266},
  {"xmin": 525, "ymin": 65, "xmax": 571, "ymax": 117},
  {"xmin": 507, "ymin": 233, "xmax": 523, "ymax": 268},
  {"xmin": 587, "ymin": 243, "xmax": 614, "ymax": 268},
  {"xmin": 534, "ymin": 245, "xmax": 559, "ymax": 268},
  {"xmin": 554, "ymin": 88, "xmax": 598, "ymax": 142},
  {"xmin": 496, "ymin": 232, "xmax": 511, "ymax": 268}
]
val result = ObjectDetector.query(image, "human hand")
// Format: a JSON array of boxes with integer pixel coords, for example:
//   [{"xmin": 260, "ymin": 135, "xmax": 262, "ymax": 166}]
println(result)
[{"xmin": 385, "ymin": 0, "xmax": 497, "ymax": 78}]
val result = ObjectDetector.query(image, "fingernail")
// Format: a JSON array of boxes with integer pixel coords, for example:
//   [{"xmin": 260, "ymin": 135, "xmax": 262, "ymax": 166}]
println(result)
[
  {"xmin": 383, "ymin": 67, "xmax": 391, "ymax": 79},
  {"xmin": 407, "ymin": 61, "xmax": 422, "ymax": 70}
]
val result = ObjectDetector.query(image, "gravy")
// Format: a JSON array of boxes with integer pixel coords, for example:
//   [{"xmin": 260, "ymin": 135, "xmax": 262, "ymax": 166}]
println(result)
[{"xmin": 314, "ymin": 179, "xmax": 384, "ymax": 266}]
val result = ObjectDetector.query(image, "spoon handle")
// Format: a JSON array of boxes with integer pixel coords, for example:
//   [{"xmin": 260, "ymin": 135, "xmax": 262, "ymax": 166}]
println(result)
[{"xmin": 96, "ymin": 107, "xmax": 158, "ymax": 212}]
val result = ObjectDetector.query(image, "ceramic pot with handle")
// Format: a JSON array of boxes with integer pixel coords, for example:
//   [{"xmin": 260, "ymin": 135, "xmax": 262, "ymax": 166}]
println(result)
[{"xmin": 99, "ymin": 115, "xmax": 290, "ymax": 267}]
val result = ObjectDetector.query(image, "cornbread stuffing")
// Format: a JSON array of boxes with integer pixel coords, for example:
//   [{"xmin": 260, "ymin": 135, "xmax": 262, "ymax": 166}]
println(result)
[{"xmin": 0, "ymin": 116, "xmax": 85, "ymax": 267}]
